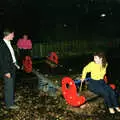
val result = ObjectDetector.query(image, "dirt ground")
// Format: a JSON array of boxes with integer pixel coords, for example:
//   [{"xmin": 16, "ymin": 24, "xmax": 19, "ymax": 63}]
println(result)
[
  {"xmin": 1, "ymin": 72, "xmax": 120, "ymax": 120},
  {"xmin": 1, "ymin": 56, "xmax": 120, "ymax": 120}
]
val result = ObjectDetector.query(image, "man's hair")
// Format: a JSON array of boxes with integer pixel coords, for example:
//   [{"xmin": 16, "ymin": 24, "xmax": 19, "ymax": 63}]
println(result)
[{"xmin": 3, "ymin": 28, "xmax": 14, "ymax": 36}]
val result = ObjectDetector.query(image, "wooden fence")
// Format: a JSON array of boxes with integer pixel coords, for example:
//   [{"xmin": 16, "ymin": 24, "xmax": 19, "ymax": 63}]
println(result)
[
  {"xmin": 13, "ymin": 38, "xmax": 120, "ymax": 58},
  {"xmin": 31, "ymin": 39, "xmax": 112, "ymax": 57}
]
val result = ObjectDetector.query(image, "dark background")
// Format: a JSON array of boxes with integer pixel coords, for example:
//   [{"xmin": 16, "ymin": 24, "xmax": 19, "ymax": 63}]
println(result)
[{"xmin": 0, "ymin": 0, "xmax": 120, "ymax": 42}]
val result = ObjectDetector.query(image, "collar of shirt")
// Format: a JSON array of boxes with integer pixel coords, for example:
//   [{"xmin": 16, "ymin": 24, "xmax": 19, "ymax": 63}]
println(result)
[
  {"xmin": 3, "ymin": 39, "xmax": 16, "ymax": 63},
  {"xmin": 3, "ymin": 39, "xmax": 11, "ymax": 45}
]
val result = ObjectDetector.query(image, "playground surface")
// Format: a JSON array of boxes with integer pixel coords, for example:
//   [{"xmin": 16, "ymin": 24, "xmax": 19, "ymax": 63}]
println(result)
[{"xmin": 0, "ymin": 54, "xmax": 120, "ymax": 120}]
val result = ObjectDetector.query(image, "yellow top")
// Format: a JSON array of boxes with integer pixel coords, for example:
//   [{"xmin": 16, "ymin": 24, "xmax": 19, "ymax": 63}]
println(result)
[{"xmin": 81, "ymin": 61, "xmax": 108, "ymax": 80}]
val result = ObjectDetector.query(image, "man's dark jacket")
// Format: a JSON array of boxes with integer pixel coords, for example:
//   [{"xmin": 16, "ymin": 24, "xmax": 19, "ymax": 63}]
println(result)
[{"xmin": 0, "ymin": 39, "xmax": 14, "ymax": 77}]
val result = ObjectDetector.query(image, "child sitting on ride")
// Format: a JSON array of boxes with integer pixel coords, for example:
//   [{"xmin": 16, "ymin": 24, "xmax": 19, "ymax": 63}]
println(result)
[{"xmin": 80, "ymin": 51, "xmax": 120, "ymax": 114}]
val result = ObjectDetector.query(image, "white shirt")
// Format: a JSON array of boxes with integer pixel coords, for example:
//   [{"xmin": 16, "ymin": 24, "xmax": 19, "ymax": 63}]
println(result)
[{"xmin": 3, "ymin": 39, "xmax": 16, "ymax": 63}]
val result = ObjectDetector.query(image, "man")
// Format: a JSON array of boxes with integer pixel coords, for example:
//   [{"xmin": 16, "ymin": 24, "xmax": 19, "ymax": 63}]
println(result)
[{"xmin": 0, "ymin": 29, "xmax": 20, "ymax": 109}]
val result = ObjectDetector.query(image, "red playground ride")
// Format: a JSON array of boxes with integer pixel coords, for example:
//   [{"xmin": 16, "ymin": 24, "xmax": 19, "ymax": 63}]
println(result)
[
  {"xmin": 62, "ymin": 76, "xmax": 116, "ymax": 107},
  {"xmin": 62, "ymin": 77, "xmax": 86, "ymax": 107},
  {"xmin": 23, "ymin": 56, "xmax": 32, "ymax": 73},
  {"xmin": 47, "ymin": 52, "xmax": 58, "ymax": 65}
]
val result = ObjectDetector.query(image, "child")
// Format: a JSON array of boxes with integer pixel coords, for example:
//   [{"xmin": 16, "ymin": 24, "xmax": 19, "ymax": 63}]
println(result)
[{"xmin": 81, "ymin": 52, "xmax": 120, "ymax": 114}]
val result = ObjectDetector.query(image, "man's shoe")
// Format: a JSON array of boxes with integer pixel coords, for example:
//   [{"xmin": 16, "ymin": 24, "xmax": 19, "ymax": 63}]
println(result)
[
  {"xmin": 115, "ymin": 107, "xmax": 120, "ymax": 112},
  {"xmin": 9, "ymin": 105, "xmax": 19, "ymax": 110},
  {"xmin": 109, "ymin": 108, "xmax": 115, "ymax": 114}
]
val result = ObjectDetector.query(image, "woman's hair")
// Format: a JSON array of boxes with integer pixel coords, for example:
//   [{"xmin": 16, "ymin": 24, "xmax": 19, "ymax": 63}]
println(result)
[{"xmin": 93, "ymin": 52, "xmax": 107, "ymax": 68}]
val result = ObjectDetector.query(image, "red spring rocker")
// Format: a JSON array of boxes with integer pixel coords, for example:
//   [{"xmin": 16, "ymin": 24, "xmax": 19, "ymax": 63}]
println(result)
[
  {"xmin": 104, "ymin": 75, "xmax": 116, "ymax": 90},
  {"xmin": 62, "ymin": 77, "xmax": 86, "ymax": 107},
  {"xmin": 47, "ymin": 52, "xmax": 58, "ymax": 64},
  {"xmin": 23, "ymin": 56, "xmax": 32, "ymax": 73}
]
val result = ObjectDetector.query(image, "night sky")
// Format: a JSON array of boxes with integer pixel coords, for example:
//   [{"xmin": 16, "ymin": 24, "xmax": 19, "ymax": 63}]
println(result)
[{"xmin": 0, "ymin": 0, "xmax": 120, "ymax": 42}]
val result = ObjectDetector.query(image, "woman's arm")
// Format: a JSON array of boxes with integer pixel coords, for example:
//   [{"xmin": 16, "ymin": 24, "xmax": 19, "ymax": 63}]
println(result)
[{"xmin": 81, "ymin": 62, "xmax": 92, "ymax": 80}]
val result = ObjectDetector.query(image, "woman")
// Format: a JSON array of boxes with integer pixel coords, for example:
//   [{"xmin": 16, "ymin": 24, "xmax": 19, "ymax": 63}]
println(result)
[
  {"xmin": 81, "ymin": 52, "xmax": 120, "ymax": 114},
  {"xmin": 17, "ymin": 34, "xmax": 32, "ymax": 69}
]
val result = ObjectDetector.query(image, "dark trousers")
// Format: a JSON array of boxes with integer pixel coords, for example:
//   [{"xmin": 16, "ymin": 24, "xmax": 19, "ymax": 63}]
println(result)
[
  {"xmin": 3, "ymin": 66, "xmax": 16, "ymax": 108},
  {"xmin": 87, "ymin": 79, "xmax": 119, "ymax": 108}
]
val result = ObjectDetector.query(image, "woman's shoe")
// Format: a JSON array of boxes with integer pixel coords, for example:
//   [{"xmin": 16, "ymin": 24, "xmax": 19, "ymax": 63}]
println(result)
[
  {"xmin": 115, "ymin": 107, "xmax": 120, "ymax": 112},
  {"xmin": 109, "ymin": 108, "xmax": 115, "ymax": 114}
]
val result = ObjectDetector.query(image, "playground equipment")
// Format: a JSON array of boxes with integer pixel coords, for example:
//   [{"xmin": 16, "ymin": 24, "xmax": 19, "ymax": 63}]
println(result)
[
  {"xmin": 74, "ymin": 75, "xmax": 116, "ymax": 90},
  {"xmin": 62, "ymin": 76, "xmax": 117, "ymax": 107},
  {"xmin": 47, "ymin": 52, "xmax": 58, "ymax": 65},
  {"xmin": 23, "ymin": 56, "xmax": 32, "ymax": 73},
  {"xmin": 62, "ymin": 77, "xmax": 86, "ymax": 107},
  {"xmin": 32, "ymin": 69, "xmax": 59, "ymax": 96},
  {"xmin": 46, "ymin": 52, "xmax": 72, "ymax": 72},
  {"xmin": 18, "ymin": 54, "xmax": 59, "ymax": 96}
]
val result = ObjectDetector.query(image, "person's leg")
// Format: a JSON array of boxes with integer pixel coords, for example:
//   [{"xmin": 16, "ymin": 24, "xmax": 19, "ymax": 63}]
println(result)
[
  {"xmin": 11, "ymin": 66, "xmax": 16, "ymax": 97},
  {"xmin": 24, "ymin": 49, "xmax": 28, "ymax": 57},
  {"xmin": 102, "ymin": 82, "xmax": 119, "ymax": 107},
  {"xmin": 101, "ymin": 81, "xmax": 120, "ymax": 113},
  {"xmin": 88, "ymin": 80, "xmax": 119, "ymax": 114},
  {"xmin": 103, "ymin": 83, "xmax": 120, "ymax": 112},
  {"xmin": 27, "ymin": 49, "xmax": 31, "ymax": 56},
  {"xmin": 4, "ymin": 77, "xmax": 14, "ymax": 108},
  {"xmin": 87, "ymin": 80, "xmax": 113, "ymax": 107}
]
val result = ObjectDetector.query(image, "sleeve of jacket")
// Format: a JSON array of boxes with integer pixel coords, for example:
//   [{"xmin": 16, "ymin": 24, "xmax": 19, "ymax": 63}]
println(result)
[{"xmin": 0, "ymin": 42, "xmax": 11, "ymax": 75}]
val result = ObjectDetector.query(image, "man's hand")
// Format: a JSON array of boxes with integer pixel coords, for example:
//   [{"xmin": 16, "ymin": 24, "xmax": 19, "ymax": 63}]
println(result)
[
  {"xmin": 16, "ymin": 64, "xmax": 20, "ymax": 69},
  {"xmin": 4, "ymin": 73, "xmax": 11, "ymax": 78},
  {"xmin": 14, "ymin": 63, "xmax": 20, "ymax": 69}
]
